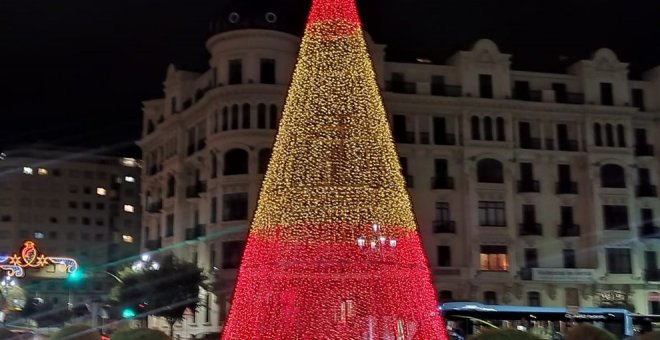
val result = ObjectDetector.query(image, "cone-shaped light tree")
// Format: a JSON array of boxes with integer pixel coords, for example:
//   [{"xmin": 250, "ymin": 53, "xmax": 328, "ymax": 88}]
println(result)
[{"xmin": 221, "ymin": 0, "xmax": 448, "ymax": 338}]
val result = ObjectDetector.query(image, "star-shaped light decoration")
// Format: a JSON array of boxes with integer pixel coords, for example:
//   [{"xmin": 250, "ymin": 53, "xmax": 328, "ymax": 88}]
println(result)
[
  {"xmin": 36, "ymin": 255, "xmax": 49, "ymax": 267},
  {"xmin": 8, "ymin": 254, "xmax": 22, "ymax": 266}
]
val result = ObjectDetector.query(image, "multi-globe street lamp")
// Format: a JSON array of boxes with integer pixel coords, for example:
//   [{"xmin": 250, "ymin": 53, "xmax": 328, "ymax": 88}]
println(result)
[{"xmin": 356, "ymin": 223, "xmax": 397, "ymax": 251}]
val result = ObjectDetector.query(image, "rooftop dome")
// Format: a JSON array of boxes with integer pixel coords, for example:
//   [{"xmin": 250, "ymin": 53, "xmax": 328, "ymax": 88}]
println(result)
[{"xmin": 209, "ymin": 0, "xmax": 308, "ymax": 36}]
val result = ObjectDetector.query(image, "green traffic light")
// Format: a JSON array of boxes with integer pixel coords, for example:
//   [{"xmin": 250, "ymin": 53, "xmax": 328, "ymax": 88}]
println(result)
[
  {"xmin": 122, "ymin": 308, "xmax": 136, "ymax": 319},
  {"xmin": 67, "ymin": 269, "xmax": 83, "ymax": 282}
]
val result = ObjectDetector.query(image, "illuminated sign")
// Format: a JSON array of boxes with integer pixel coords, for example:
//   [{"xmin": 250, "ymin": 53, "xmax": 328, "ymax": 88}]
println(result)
[{"xmin": 0, "ymin": 241, "xmax": 78, "ymax": 278}]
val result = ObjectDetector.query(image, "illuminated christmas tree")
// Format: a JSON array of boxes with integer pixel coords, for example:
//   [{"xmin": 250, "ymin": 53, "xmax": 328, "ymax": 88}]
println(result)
[{"xmin": 221, "ymin": 0, "xmax": 448, "ymax": 338}]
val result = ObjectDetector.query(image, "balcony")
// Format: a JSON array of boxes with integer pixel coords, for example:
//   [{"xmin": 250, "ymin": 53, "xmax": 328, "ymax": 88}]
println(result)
[
  {"xmin": 186, "ymin": 182, "xmax": 207, "ymax": 198},
  {"xmin": 431, "ymin": 177, "xmax": 455, "ymax": 190},
  {"xmin": 646, "ymin": 269, "xmax": 660, "ymax": 282},
  {"xmin": 558, "ymin": 224, "xmax": 580, "ymax": 237},
  {"xmin": 519, "ymin": 222, "xmax": 543, "ymax": 236},
  {"xmin": 513, "ymin": 90, "xmax": 542, "ymax": 102},
  {"xmin": 145, "ymin": 238, "xmax": 162, "ymax": 251},
  {"xmin": 433, "ymin": 220, "xmax": 456, "ymax": 233},
  {"xmin": 404, "ymin": 175, "xmax": 414, "ymax": 188},
  {"xmin": 556, "ymin": 92, "xmax": 585, "ymax": 105},
  {"xmin": 394, "ymin": 131, "xmax": 416, "ymax": 144},
  {"xmin": 635, "ymin": 144, "xmax": 655, "ymax": 157},
  {"xmin": 640, "ymin": 226, "xmax": 660, "ymax": 239},
  {"xmin": 146, "ymin": 200, "xmax": 163, "ymax": 213},
  {"xmin": 386, "ymin": 81, "xmax": 417, "ymax": 94},
  {"xmin": 185, "ymin": 225, "xmax": 206, "ymax": 241},
  {"xmin": 430, "ymin": 85, "xmax": 462, "ymax": 97},
  {"xmin": 434, "ymin": 133, "xmax": 456, "ymax": 146},
  {"xmin": 517, "ymin": 180, "xmax": 540, "ymax": 193},
  {"xmin": 637, "ymin": 184, "xmax": 657, "ymax": 197},
  {"xmin": 520, "ymin": 138, "xmax": 541, "ymax": 150},
  {"xmin": 519, "ymin": 267, "xmax": 533, "ymax": 281},
  {"xmin": 556, "ymin": 181, "xmax": 578, "ymax": 194},
  {"xmin": 558, "ymin": 139, "xmax": 579, "ymax": 152},
  {"xmin": 545, "ymin": 139, "xmax": 555, "ymax": 150}
]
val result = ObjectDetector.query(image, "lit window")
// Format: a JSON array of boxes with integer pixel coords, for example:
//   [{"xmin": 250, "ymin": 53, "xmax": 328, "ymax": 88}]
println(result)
[
  {"xmin": 120, "ymin": 158, "xmax": 139, "ymax": 168},
  {"xmin": 23, "ymin": 167, "xmax": 33, "ymax": 175},
  {"xmin": 479, "ymin": 245, "xmax": 509, "ymax": 271},
  {"xmin": 96, "ymin": 188, "xmax": 107, "ymax": 196},
  {"xmin": 122, "ymin": 235, "xmax": 134, "ymax": 243},
  {"xmin": 123, "ymin": 205, "xmax": 135, "ymax": 213},
  {"xmin": 37, "ymin": 168, "xmax": 48, "ymax": 176},
  {"xmin": 34, "ymin": 232, "xmax": 44, "ymax": 239},
  {"xmin": 125, "ymin": 176, "xmax": 135, "ymax": 183}
]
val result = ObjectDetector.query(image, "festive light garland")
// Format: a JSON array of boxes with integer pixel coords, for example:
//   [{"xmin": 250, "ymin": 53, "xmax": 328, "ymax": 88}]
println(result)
[
  {"xmin": 0, "ymin": 241, "xmax": 78, "ymax": 278},
  {"xmin": 222, "ymin": 0, "xmax": 447, "ymax": 338}
]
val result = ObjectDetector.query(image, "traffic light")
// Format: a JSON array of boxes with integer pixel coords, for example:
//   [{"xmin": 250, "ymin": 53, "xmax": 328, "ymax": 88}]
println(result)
[
  {"xmin": 122, "ymin": 308, "xmax": 136, "ymax": 319},
  {"xmin": 67, "ymin": 269, "xmax": 83, "ymax": 282}
]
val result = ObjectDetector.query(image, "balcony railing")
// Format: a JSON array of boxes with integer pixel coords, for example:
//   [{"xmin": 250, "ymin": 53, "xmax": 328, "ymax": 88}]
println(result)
[
  {"xmin": 556, "ymin": 181, "xmax": 578, "ymax": 194},
  {"xmin": 513, "ymin": 90, "xmax": 542, "ymax": 102},
  {"xmin": 185, "ymin": 225, "xmax": 206, "ymax": 240},
  {"xmin": 637, "ymin": 184, "xmax": 658, "ymax": 197},
  {"xmin": 557, "ymin": 92, "xmax": 585, "ymax": 105},
  {"xmin": 518, "ymin": 180, "xmax": 540, "ymax": 193},
  {"xmin": 558, "ymin": 139, "xmax": 579, "ymax": 152},
  {"xmin": 519, "ymin": 267, "xmax": 533, "ymax": 281},
  {"xmin": 545, "ymin": 139, "xmax": 555, "ymax": 150},
  {"xmin": 430, "ymin": 85, "xmax": 462, "ymax": 97},
  {"xmin": 640, "ymin": 226, "xmax": 660, "ymax": 239},
  {"xmin": 434, "ymin": 133, "xmax": 456, "ymax": 146},
  {"xmin": 186, "ymin": 182, "xmax": 207, "ymax": 198},
  {"xmin": 386, "ymin": 81, "xmax": 417, "ymax": 94},
  {"xmin": 394, "ymin": 131, "xmax": 416, "ymax": 144},
  {"xmin": 520, "ymin": 138, "xmax": 541, "ymax": 150},
  {"xmin": 431, "ymin": 177, "xmax": 455, "ymax": 190},
  {"xmin": 146, "ymin": 200, "xmax": 163, "ymax": 213},
  {"xmin": 558, "ymin": 224, "xmax": 580, "ymax": 237},
  {"xmin": 635, "ymin": 144, "xmax": 655, "ymax": 157},
  {"xmin": 433, "ymin": 220, "xmax": 456, "ymax": 233},
  {"xmin": 519, "ymin": 223, "xmax": 543, "ymax": 236},
  {"xmin": 145, "ymin": 238, "xmax": 162, "ymax": 251},
  {"xmin": 645, "ymin": 268, "xmax": 660, "ymax": 282}
]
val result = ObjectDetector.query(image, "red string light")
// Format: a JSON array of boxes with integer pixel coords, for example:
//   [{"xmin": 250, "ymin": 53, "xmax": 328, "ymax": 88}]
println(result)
[{"xmin": 221, "ymin": 0, "xmax": 448, "ymax": 338}]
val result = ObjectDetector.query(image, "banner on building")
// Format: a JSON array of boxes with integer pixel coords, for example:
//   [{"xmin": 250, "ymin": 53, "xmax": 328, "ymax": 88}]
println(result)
[{"xmin": 532, "ymin": 268, "xmax": 595, "ymax": 283}]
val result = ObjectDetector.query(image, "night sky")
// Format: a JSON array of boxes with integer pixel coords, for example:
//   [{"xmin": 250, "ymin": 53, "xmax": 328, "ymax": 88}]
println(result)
[{"xmin": 1, "ymin": 0, "xmax": 659, "ymax": 156}]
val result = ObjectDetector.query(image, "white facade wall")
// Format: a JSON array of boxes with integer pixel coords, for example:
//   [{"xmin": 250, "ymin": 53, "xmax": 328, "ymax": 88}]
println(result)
[{"xmin": 140, "ymin": 29, "xmax": 660, "ymax": 337}]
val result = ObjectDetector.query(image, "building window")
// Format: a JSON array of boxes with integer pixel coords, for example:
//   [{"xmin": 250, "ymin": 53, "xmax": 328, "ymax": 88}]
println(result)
[
  {"xmin": 471, "ymin": 116, "xmax": 481, "ymax": 140},
  {"xmin": 37, "ymin": 168, "xmax": 48, "ymax": 176},
  {"xmin": 524, "ymin": 248, "xmax": 538, "ymax": 268},
  {"xmin": 617, "ymin": 124, "xmax": 626, "ymax": 147},
  {"xmin": 269, "ymin": 104, "xmax": 279, "ymax": 130},
  {"xmin": 600, "ymin": 82, "xmax": 614, "ymax": 106},
  {"xmin": 527, "ymin": 292, "xmax": 541, "ymax": 307},
  {"xmin": 594, "ymin": 123, "xmax": 603, "ymax": 146},
  {"xmin": 210, "ymin": 197, "xmax": 218, "ymax": 224},
  {"xmin": 479, "ymin": 74, "xmax": 493, "ymax": 98},
  {"xmin": 96, "ymin": 188, "xmax": 107, "ymax": 196},
  {"xmin": 125, "ymin": 176, "xmax": 135, "ymax": 183},
  {"xmin": 484, "ymin": 117, "xmax": 493, "ymax": 140},
  {"xmin": 231, "ymin": 105, "xmax": 239, "ymax": 130},
  {"xmin": 603, "ymin": 205, "xmax": 629, "ymax": 230},
  {"xmin": 166, "ymin": 214, "xmax": 174, "ymax": 237},
  {"xmin": 605, "ymin": 124, "xmax": 615, "ymax": 147},
  {"xmin": 478, "ymin": 201, "xmax": 506, "ymax": 227},
  {"xmin": 484, "ymin": 291, "xmax": 497, "ymax": 304},
  {"xmin": 496, "ymin": 117, "xmax": 505, "ymax": 141},
  {"xmin": 260, "ymin": 58, "xmax": 276, "ymax": 84},
  {"xmin": 600, "ymin": 164, "xmax": 625, "ymax": 188},
  {"xmin": 222, "ymin": 193, "xmax": 248, "ymax": 221},
  {"xmin": 480, "ymin": 245, "xmax": 509, "ymax": 271},
  {"xmin": 632, "ymin": 88, "xmax": 646, "ymax": 111},
  {"xmin": 242, "ymin": 103, "xmax": 251, "ymax": 129},
  {"xmin": 563, "ymin": 249, "xmax": 576, "ymax": 268},
  {"xmin": 606, "ymin": 248, "xmax": 632, "ymax": 274},
  {"xmin": 224, "ymin": 149, "xmax": 249, "ymax": 175},
  {"xmin": 23, "ymin": 167, "xmax": 33, "ymax": 175},
  {"xmin": 123, "ymin": 205, "xmax": 135, "ymax": 213},
  {"xmin": 477, "ymin": 159, "xmax": 503, "ymax": 183},
  {"xmin": 258, "ymin": 148, "xmax": 272, "ymax": 175},
  {"xmin": 166, "ymin": 175, "xmax": 175, "ymax": 197},
  {"xmin": 228, "ymin": 59, "xmax": 242, "ymax": 85},
  {"xmin": 221, "ymin": 107, "xmax": 229, "ymax": 131},
  {"xmin": 222, "ymin": 241, "xmax": 246, "ymax": 269},
  {"xmin": 437, "ymin": 246, "xmax": 451, "ymax": 267},
  {"xmin": 257, "ymin": 104, "xmax": 267, "ymax": 129}
]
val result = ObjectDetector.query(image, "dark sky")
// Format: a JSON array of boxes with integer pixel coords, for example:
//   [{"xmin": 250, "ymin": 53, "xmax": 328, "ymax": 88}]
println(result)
[{"xmin": 1, "ymin": 0, "xmax": 659, "ymax": 156}]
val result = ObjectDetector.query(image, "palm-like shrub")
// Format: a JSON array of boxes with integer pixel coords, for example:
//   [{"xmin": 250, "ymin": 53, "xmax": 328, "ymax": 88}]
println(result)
[
  {"xmin": 110, "ymin": 328, "xmax": 170, "ymax": 340},
  {"xmin": 468, "ymin": 328, "xmax": 543, "ymax": 340},
  {"xmin": 52, "ymin": 324, "xmax": 100, "ymax": 340},
  {"xmin": 565, "ymin": 324, "xmax": 616, "ymax": 340}
]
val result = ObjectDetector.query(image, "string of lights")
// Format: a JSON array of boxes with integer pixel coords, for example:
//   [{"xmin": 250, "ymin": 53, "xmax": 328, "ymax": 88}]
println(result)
[{"xmin": 222, "ymin": 0, "xmax": 447, "ymax": 338}]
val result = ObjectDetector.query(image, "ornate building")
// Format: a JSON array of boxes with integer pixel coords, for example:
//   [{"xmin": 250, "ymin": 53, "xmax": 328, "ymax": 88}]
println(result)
[{"xmin": 139, "ymin": 3, "xmax": 660, "ymax": 337}]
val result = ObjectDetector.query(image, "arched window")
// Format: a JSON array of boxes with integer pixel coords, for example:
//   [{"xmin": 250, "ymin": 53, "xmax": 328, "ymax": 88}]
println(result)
[
  {"xmin": 269, "ymin": 104, "xmax": 279, "ymax": 129},
  {"xmin": 605, "ymin": 123, "xmax": 614, "ymax": 147},
  {"xmin": 231, "ymin": 105, "xmax": 239, "ymax": 130},
  {"xmin": 593, "ymin": 123, "xmax": 603, "ymax": 146},
  {"xmin": 258, "ymin": 148, "xmax": 272, "ymax": 174},
  {"xmin": 242, "ymin": 103, "xmax": 251, "ymax": 129},
  {"xmin": 527, "ymin": 292, "xmax": 541, "ymax": 306},
  {"xmin": 221, "ymin": 107, "xmax": 228, "ymax": 131},
  {"xmin": 166, "ymin": 175, "xmax": 176, "ymax": 197},
  {"xmin": 484, "ymin": 117, "xmax": 493, "ymax": 141},
  {"xmin": 600, "ymin": 164, "xmax": 625, "ymax": 188},
  {"xmin": 224, "ymin": 149, "xmax": 249, "ymax": 175},
  {"xmin": 496, "ymin": 117, "xmax": 506, "ymax": 141},
  {"xmin": 210, "ymin": 153, "xmax": 218, "ymax": 179},
  {"xmin": 477, "ymin": 158, "xmax": 504, "ymax": 183},
  {"xmin": 484, "ymin": 291, "xmax": 497, "ymax": 305},
  {"xmin": 257, "ymin": 103, "xmax": 267, "ymax": 129},
  {"xmin": 617, "ymin": 124, "xmax": 626, "ymax": 147},
  {"xmin": 471, "ymin": 116, "xmax": 481, "ymax": 140}
]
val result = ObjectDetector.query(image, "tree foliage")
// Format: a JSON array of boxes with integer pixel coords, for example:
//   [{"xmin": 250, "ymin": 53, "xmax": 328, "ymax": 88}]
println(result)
[
  {"xmin": 468, "ymin": 328, "xmax": 543, "ymax": 340},
  {"xmin": 565, "ymin": 324, "xmax": 616, "ymax": 340},
  {"xmin": 111, "ymin": 254, "xmax": 206, "ymax": 337},
  {"xmin": 110, "ymin": 328, "xmax": 170, "ymax": 340},
  {"xmin": 21, "ymin": 298, "xmax": 73, "ymax": 327},
  {"xmin": 51, "ymin": 324, "xmax": 100, "ymax": 340}
]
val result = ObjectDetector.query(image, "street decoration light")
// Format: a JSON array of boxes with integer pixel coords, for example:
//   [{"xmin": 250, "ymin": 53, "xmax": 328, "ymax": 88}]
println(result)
[
  {"xmin": 131, "ymin": 253, "xmax": 159, "ymax": 272},
  {"xmin": 356, "ymin": 224, "xmax": 397, "ymax": 251},
  {"xmin": 0, "ymin": 241, "xmax": 78, "ymax": 278}
]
